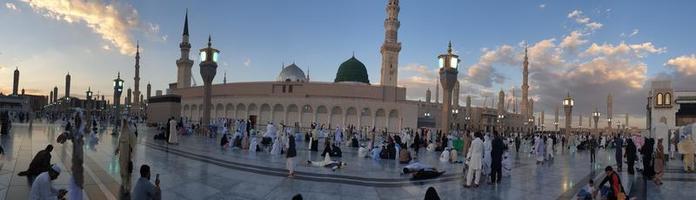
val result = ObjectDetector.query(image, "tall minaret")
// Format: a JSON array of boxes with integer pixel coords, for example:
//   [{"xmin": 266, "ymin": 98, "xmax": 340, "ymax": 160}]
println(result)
[
  {"xmin": 453, "ymin": 81, "xmax": 460, "ymax": 107},
  {"xmin": 435, "ymin": 82, "xmax": 440, "ymax": 103},
  {"xmin": 133, "ymin": 42, "xmax": 141, "ymax": 109},
  {"xmin": 607, "ymin": 94, "xmax": 613, "ymax": 129},
  {"xmin": 146, "ymin": 82, "xmax": 152, "ymax": 99},
  {"xmin": 65, "ymin": 73, "xmax": 71, "ymax": 98},
  {"xmin": 541, "ymin": 110, "xmax": 545, "ymax": 130},
  {"xmin": 554, "ymin": 106, "xmax": 560, "ymax": 131},
  {"xmin": 53, "ymin": 86, "xmax": 58, "ymax": 101},
  {"xmin": 379, "ymin": 0, "xmax": 402, "ymax": 86},
  {"xmin": 425, "ymin": 88, "xmax": 431, "ymax": 103},
  {"xmin": 512, "ymin": 87, "xmax": 517, "ymax": 114},
  {"xmin": 176, "ymin": 10, "xmax": 193, "ymax": 88},
  {"xmin": 497, "ymin": 89, "xmax": 505, "ymax": 114},
  {"xmin": 223, "ymin": 71, "xmax": 227, "ymax": 84},
  {"xmin": 12, "ymin": 67, "xmax": 19, "ymax": 96},
  {"xmin": 520, "ymin": 46, "xmax": 530, "ymax": 119}
]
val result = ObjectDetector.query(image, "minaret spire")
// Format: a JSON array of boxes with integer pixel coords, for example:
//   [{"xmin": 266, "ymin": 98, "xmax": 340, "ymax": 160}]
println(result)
[
  {"xmin": 183, "ymin": 9, "xmax": 189, "ymax": 36},
  {"xmin": 379, "ymin": 0, "xmax": 402, "ymax": 86},
  {"xmin": 521, "ymin": 44, "xmax": 530, "ymax": 119},
  {"xmin": 177, "ymin": 9, "xmax": 194, "ymax": 88},
  {"xmin": 133, "ymin": 41, "xmax": 141, "ymax": 111},
  {"xmin": 223, "ymin": 71, "xmax": 227, "ymax": 84}
]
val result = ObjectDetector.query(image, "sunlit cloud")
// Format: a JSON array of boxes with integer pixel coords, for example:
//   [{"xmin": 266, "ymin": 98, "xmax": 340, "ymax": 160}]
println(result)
[
  {"xmin": 567, "ymin": 9, "xmax": 603, "ymax": 31},
  {"xmin": 20, "ymin": 0, "xmax": 139, "ymax": 55},
  {"xmin": 665, "ymin": 54, "xmax": 696, "ymax": 76},
  {"xmin": 538, "ymin": 4, "xmax": 546, "ymax": 9},
  {"xmin": 5, "ymin": 2, "xmax": 19, "ymax": 11}
]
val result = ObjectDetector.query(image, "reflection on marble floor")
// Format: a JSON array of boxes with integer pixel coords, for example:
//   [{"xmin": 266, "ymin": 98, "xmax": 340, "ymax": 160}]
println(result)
[{"xmin": 1, "ymin": 122, "xmax": 695, "ymax": 200}]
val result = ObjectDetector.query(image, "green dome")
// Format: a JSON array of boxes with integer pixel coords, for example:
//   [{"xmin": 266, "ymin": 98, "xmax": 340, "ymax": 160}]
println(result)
[{"xmin": 334, "ymin": 56, "xmax": 370, "ymax": 84}]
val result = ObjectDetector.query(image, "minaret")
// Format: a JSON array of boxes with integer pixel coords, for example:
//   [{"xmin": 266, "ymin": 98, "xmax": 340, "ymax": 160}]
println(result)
[
  {"xmin": 133, "ymin": 42, "xmax": 141, "ymax": 110},
  {"xmin": 379, "ymin": 0, "xmax": 402, "ymax": 86},
  {"xmin": 521, "ymin": 46, "xmax": 530, "ymax": 119},
  {"xmin": 65, "ymin": 73, "xmax": 71, "ymax": 98},
  {"xmin": 579, "ymin": 114, "xmax": 583, "ymax": 127},
  {"xmin": 453, "ymin": 81, "xmax": 460, "ymax": 107},
  {"xmin": 53, "ymin": 86, "xmax": 58, "ymax": 101},
  {"xmin": 12, "ymin": 67, "xmax": 19, "ymax": 96},
  {"xmin": 176, "ymin": 10, "xmax": 194, "ymax": 88},
  {"xmin": 497, "ymin": 89, "xmax": 505, "ymax": 114},
  {"xmin": 607, "ymin": 94, "xmax": 613, "ymax": 129},
  {"xmin": 49, "ymin": 91, "xmax": 54, "ymax": 103},
  {"xmin": 425, "ymin": 88, "xmax": 431, "ymax": 103},
  {"xmin": 146, "ymin": 82, "xmax": 152, "ymax": 99},
  {"xmin": 541, "ymin": 110, "xmax": 545, "ymax": 130},
  {"xmin": 512, "ymin": 87, "xmax": 517, "ymax": 114},
  {"xmin": 625, "ymin": 113, "xmax": 629, "ymax": 129},
  {"xmin": 223, "ymin": 71, "xmax": 227, "ymax": 84},
  {"xmin": 435, "ymin": 82, "xmax": 440, "ymax": 103},
  {"xmin": 554, "ymin": 106, "xmax": 560, "ymax": 131},
  {"xmin": 126, "ymin": 88, "xmax": 132, "ymax": 107}
]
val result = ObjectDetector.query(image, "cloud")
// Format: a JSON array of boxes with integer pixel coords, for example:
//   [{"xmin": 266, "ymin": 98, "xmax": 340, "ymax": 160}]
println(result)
[
  {"xmin": 21, "ymin": 0, "xmax": 139, "ymax": 55},
  {"xmin": 567, "ymin": 9, "xmax": 603, "ymax": 31},
  {"xmin": 560, "ymin": 31, "xmax": 587, "ymax": 51},
  {"xmin": 584, "ymin": 42, "xmax": 666, "ymax": 57},
  {"xmin": 665, "ymin": 54, "xmax": 696, "ymax": 76},
  {"xmin": 463, "ymin": 45, "xmax": 516, "ymax": 87},
  {"xmin": 102, "ymin": 45, "xmax": 111, "ymax": 50},
  {"xmin": 539, "ymin": 4, "xmax": 546, "ymax": 9},
  {"xmin": 629, "ymin": 29, "xmax": 639, "ymax": 37},
  {"xmin": 244, "ymin": 58, "xmax": 251, "ymax": 66},
  {"xmin": 5, "ymin": 2, "xmax": 19, "ymax": 11}
]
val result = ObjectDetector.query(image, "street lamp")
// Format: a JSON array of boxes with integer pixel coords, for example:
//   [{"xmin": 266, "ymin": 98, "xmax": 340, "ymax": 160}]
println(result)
[
  {"xmin": 563, "ymin": 92, "xmax": 574, "ymax": 135},
  {"xmin": 199, "ymin": 35, "xmax": 219, "ymax": 132},
  {"xmin": 592, "ymin": 108, "xmax": 600, "ymax": 130},
  {"xmin": 112, "ymin": 72, "xmax": 124, "ymax": 135},
  {"xmin": 438, "ymin": 41, "xmax": 459, "ymax": 134},
  {"xmin": 497, "ymin": 114, "xmax": 505, "ymax": 134}
]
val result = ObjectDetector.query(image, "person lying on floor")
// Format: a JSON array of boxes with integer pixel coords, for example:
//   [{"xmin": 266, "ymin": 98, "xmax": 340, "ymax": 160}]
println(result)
[
  {"xmin": 402, "ymin": 161, "xmax": 445, "ymax": 180},
  {"xmin": 306, "ymin": 153, "xmax": 347, "ymax": 171}
]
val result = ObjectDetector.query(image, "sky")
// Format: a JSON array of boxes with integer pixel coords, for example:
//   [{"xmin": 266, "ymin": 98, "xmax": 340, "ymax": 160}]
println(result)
[{"xmin": 1, "ymin": 0, "xmax": 696, "ymax": 128}]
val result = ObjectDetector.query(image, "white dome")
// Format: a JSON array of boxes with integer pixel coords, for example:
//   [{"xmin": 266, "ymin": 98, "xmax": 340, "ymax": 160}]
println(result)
[{"xmin": 276, "ymin": 63, "xmax": 307, "ymax": 82}]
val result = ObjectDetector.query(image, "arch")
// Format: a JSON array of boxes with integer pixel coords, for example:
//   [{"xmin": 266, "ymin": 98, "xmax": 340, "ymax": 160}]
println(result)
[
  {"xmin": 191, "ymin": 104, "xmax": 198, "ymax": 121},
  {"xmin": 330, "ymin": 106, "xmax": 343, "ymax": 127},
  {"xmin": 375, "ymin": 108, "xmax": 386, "ymax": 130},
  {"xmin": 316, "ymin": 105, "xmax": 328, "ymax": 126},
  {"xmin": 287, "ymin": 104, "xmax": 299, "ymax": 126},
  {"xmin": 665, "ymin": 93, "xmax": 672, "ymax": 105},
  {"xmin": 215, "ymin": 103, "xmax": 224, "ymax": 118},
  {"xmin": 301, "ymin": 104, "xmax": 314, "ymax": 128},
  {"xmin": 183, "ymin": 104, "xmax": 190, "ymax": 119},
  {"xmin": 225, "ymin": 103, "xmax": 234, "ymax": 118},
  {"xmin": 345, "ymin": 107, "xmax": 358, "ymax": 128},
  {"xmin": 388, "ymin": 109, "xmax": 399, "ymax": 131},
  {"xmin": 656, "ymin": 93, "xmax": 663, "ymax": 105},
  {"xmin": 260, "ymin": 103, "xmax": 271, "ymax": 124},
  {"xmin": 272, "ymin": 104, "xmax": 284, "ymax": 124},
  {"xmin": 235, "ymin": 103, "xmax": 247, "ymax": 119},
  {"xmin": 360, "ymin": 107, "xmax": 372, "ymax": 128}
]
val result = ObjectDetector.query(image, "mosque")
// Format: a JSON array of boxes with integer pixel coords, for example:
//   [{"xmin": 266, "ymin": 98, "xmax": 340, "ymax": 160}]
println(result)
[{"xmin": 155, "ymin": 0, "xmax": 535, "ymax": 133}]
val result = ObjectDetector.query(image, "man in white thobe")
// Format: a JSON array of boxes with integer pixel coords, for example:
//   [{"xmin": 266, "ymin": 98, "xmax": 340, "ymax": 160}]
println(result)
[
  {"xmin": 168, "ymin": 118, "xmax": 178, "ymax": 144},
  {"xmin": 30, "ymin": 164, "xmax": 67, "ymax": 200},
  {"xmin": 466, "ymin": 133, "xmax": 484, "ymax": 187}
]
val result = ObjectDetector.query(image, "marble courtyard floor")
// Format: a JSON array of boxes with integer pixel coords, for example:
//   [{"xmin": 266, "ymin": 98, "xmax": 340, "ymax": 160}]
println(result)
[{"xmin": 1, "ymin": 122, "xmax": 695, "ymax": 199}]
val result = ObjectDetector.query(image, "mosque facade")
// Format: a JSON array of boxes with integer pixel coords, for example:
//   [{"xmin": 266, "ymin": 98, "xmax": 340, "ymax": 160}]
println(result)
[{"xmin": 166, "ymin": 0, "xmax": 533, "ymax": 133}]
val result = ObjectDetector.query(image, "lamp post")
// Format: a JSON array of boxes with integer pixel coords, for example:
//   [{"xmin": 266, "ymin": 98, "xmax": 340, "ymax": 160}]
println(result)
[
  {"xmin": 592, "ymin": 108, "xmax": 600, "ymax": 130},
  {"xmin": 563, "ymin": 92, "xmax": 574, "ymax": 135},
  {"xmin": 438, "ymin": 42, "xmax": 459, "ymax": 135},
  {"xmin": 528, "ymin": 117, "xmax": 534, "ymax": 134},
  {"xmin": 199, "ymin": 35, "xmax": 219, "ymax": 134},
  {"xmin": 464, "ymin": 116, "xmax": 471, "ymax": 131},
  {"xmin": 452, "ymin": 108, "xmax": 459, "ymax": 130},
  {"xmin": 497, "ymin": 114, "xmax": 505, "ymax": 134},
  {"xmin": 112, "ymin": 73, "xmax": 124, "ymax": 135}
]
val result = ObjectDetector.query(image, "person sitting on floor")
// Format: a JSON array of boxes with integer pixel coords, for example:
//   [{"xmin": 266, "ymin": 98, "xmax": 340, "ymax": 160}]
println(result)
[
  {"xmin": 18, "ymin": 145, "xmax": 53, "ymax": 177},
  {"xmin": 439, "ymin": 148, "xmax": 451, "ymax": 162},
  {"xmin": 306, "ymin": 153, "xmax": 347, "ymax": 171},
  {"xmin": 399, "ymin": 145, "xmax": 412, "ymax": 164},
  {"xmin": 402, "ymin": 161, "xmax": 446, "ymax": 180}
]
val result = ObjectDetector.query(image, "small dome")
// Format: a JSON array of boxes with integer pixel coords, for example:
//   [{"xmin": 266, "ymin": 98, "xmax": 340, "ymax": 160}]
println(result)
[
  {"xmin": 334, "ymin": 56, "xmax": 370, "ymax": 85},
  {"xmin": 277, "ymin": 63, "xmax": 307, "ymax": 82}
]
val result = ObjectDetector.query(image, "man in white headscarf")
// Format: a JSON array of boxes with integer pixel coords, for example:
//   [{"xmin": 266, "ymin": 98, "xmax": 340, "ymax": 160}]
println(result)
[
  {"xmin": 334, "ymin": 126, "xmax": 343, "ymax": 146},
  {"xmin": 168, "ymin": 117, "xmax": 178, "ymax": 144},
  {"xmin": 465, "ymin": 132, "xmax": 484, "ymax": 188},
  {"xmin": 116, "ymin": 118, "xmax": 137, "ymax": 196},
  {"xmin": 30, "ymin": 164, "xmax": 67, "ymax": 200}
]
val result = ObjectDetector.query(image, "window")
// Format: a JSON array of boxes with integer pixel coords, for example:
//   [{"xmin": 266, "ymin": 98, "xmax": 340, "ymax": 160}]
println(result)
[
  {"xmin": 282, "ymin": 85, "xmax": 286, "ymax": 93},
  {"xmin": 665, "ymin": 93, "xmax": 671, "ymax": 105},
  {"xmin": 289, "ymin": 85, "xmax": 293, "ymax": 93},
  {"xmin": 656, "ymin": 93, "xmax": 663, "ymax": 105}
]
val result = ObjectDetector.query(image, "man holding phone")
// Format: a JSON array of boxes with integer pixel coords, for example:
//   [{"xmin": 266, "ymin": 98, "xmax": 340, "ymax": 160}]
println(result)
[{"xmin": 132, "ymin": 164, "xmax": 161, "ymax": 200}]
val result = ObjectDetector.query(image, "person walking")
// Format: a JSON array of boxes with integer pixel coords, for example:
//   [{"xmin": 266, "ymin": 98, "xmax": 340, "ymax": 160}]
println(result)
[
  {"xmin": 614, "ymin": 137, "xmax": 624, "ymax": 172},
  {"xmin": 465, "ymin": 132, "xmax": 484, "ymax": 188},
  {"xmin": 625, "ymin": 138, "xmax": 637, "ymax": 175},
  {"xmin": 490, "ymin": 133, "xmax": 506, "ymax": 184},
  {"xmin": 654, "ymin": 138, "xmax": 665, "ymax": 185},
  {"xmin": 286, "ymin": 134, "xmax": 297, "ymax": 177},
  {"xmin": 589, "ymin": 136, "xmax": 597, "ymax": 164}
]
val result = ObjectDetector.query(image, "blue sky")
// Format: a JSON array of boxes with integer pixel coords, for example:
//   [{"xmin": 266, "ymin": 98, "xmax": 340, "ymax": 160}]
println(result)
[{"xmin": 2, "ymin": 0, "xmax": 696, "ymax": 128}]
